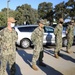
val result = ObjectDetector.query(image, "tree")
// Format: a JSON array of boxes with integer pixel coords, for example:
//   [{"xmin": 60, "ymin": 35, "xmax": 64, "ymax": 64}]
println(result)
[
  {"xmin": 54, "ymin": 1, "xmax": 66, "ymax": 21},
  {"xmin": 65, "ymin": 0, "xmax": 75, "ymax": 19},
  {"xmin": 15, "ymin": 4, "xmax": 38, "ymax": 25},
  {"xmin": 0, "ymin": 12, "xmax": 7, "ymax": 26},
  {"xmin": 0, "ymin": 8, "xmax": 16, "ymax": 26},
  {"xmin": 38, "ymin": 2, "xmax": 53, "ymax": 25}
]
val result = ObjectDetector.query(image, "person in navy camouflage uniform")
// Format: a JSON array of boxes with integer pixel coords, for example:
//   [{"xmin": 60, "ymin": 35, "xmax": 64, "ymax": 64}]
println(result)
[
  {"xmin": 31, "ymin": 19, "xmax": 47, "ymax": 71},
  {"xmin": 0, "ymin": 17, "xmax": 18, "ymax": 75},
  {"xmin": 54, "ymin": 18, "xmax": 64, "ymax": 59},
  {"xmin": 66, "ymin": 20, "xmax": 75, "ymax": 53}
]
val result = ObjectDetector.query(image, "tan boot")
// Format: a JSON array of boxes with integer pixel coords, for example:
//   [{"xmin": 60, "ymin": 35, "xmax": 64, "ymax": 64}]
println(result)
[
  {"xmin": 32, "ymin": 65, "xmax": 38, "ymax": 71},
  {"xmin": 54, "ymin": 53, "xmax": 59, "ymax": 59},
  {"xmin": 66, "ymin": 48, "xmax": 72, "ymax": 54},
  {"xmin": 67, "ymin": 51, "xmax": 73, "ymax": 54}
]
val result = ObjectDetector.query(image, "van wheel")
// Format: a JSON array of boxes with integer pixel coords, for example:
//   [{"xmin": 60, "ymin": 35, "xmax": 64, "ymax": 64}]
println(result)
[
  {"xmin": 62, "ymin": 38, "xmax": 67, "ymax": 47},
  {"xmin": 20, "ymin": 39, "xmax": 30, "ymax": 48}
]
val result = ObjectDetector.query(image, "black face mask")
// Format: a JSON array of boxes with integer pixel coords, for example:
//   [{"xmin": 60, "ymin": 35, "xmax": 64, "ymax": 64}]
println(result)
[{"xmin": 60, "ymin": 22, "xmax": 63, "ymax": 24}]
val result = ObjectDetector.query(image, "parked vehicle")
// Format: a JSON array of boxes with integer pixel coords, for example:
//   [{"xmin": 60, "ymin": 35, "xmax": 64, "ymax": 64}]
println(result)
[
  {"xmin": 14, "ymin": 25, "xmax": 67, "ymax": 48},
  {"xmin": 0, "ymin": 26, "xmax": 6, "ymax": 30}
]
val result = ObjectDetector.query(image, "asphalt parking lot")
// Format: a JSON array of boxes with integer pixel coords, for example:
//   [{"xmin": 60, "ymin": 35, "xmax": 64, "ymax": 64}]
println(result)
[{"xmin": 10, "ymin": 45, "xmax": 75, "ymax": 75}]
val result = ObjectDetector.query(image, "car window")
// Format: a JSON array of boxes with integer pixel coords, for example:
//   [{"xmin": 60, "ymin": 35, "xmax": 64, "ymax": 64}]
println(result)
[
  {"xmin": 44, "ymin": 27, "xmax": 54, "ymax": 33},
  {"xmin": 18, "ymin": 26, "xmax": 37, "ymax": 32}
]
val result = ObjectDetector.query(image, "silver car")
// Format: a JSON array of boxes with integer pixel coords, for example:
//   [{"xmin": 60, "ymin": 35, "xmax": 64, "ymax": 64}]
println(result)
[{"xmin": 14, "ymin": 25, "xmax": 67, "ymax": 48}]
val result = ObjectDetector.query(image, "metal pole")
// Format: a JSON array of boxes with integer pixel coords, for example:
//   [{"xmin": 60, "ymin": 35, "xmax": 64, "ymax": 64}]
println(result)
[{"xmin": 7, "ymin": 0, "xmax": 10, "ymax": 18}]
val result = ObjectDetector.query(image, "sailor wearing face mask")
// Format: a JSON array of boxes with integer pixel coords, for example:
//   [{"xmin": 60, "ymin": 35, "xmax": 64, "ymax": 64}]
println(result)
[
  {"xmin": 54, "ymin": 18, "xmax": 64, "ymax": 59},
  {"xmin": 0, "ymin": 17, "xmax": 18, "ymax": 75},
  {"xmin": 66, "ymin": 20, "xmax": 75, "ymax": 54}
]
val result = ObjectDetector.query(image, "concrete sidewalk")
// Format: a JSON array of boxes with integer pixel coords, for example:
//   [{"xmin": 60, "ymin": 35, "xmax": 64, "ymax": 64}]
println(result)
[{"xmin": 5, "ymin": 46, "xmax": 75, "ymax": 75}]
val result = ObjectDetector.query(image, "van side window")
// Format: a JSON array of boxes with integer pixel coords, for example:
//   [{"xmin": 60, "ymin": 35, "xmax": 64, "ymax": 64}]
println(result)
[
  {"xmin": 18, "ymin": 26, "xmax": 37, "ymax": 32},
  {"xmin": 44, "ymin": 27, "xmax": 54, "ymax": 33}
]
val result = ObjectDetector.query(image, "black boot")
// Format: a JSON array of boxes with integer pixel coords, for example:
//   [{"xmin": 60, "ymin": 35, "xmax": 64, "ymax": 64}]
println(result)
[
  {"xmin": 58, "ymin": 51, "xmax": 63, "ymax": 57},
  {"xmin": 39, "ymin": 62, "xmax": 46, "ymax": 67},
  {"xmin": 10, "ymin": 63, "xmax": 16, "ymax": 75},
  {"xmin": 38, "ymin": 51, "xmax": 46, "ymax": 67}
]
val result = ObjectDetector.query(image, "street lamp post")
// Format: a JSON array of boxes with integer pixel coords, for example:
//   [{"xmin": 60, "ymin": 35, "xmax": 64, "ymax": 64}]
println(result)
[{"xmin": 7, "ymin": 0, "xmax": 10, "ymax": 18}]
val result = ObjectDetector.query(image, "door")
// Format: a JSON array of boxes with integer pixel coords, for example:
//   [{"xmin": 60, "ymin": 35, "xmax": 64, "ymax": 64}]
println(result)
[{"xmin": 43, "ymin": 26, "xmax": 55, "ymax": 44}]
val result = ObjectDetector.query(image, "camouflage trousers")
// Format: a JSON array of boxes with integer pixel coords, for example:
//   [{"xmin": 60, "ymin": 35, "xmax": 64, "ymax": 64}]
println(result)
[
  {"xmin": 0, "ymin": 53, "xmax": 16, "ymax": 75},
  {"xmin": 54, "ymin": 37, "xmax": 62, "ymax": 54},
  {"xmin": 66, "ymin": 37, "xmax": 74, "ymax": 51},
  {"xmin": 32, "ymin": 45, "xmax": 43, "ymax": 65}
]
